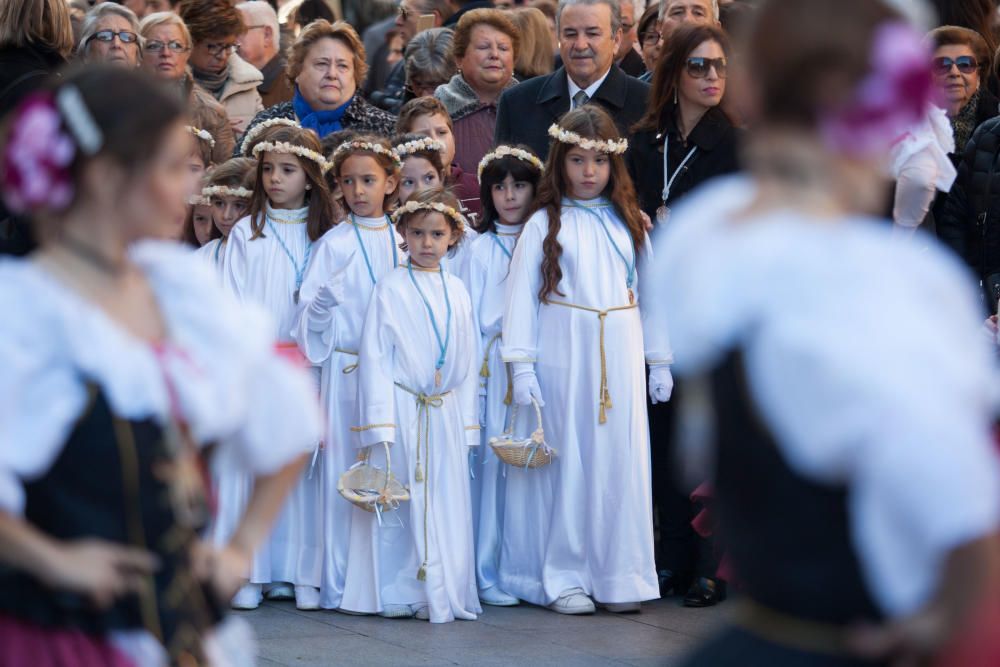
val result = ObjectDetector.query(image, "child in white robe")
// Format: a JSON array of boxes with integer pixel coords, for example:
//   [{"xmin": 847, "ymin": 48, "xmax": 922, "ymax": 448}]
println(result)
[
  {"xmin": 340, "ymin": 188, "xmax": 482, "ymax": 622},
  {"xmin": 291, "ymin": 136, "xmax": 403, "ymax": 610},
  {"xmin": 195, "ymin": 157, "xmax": 255, "ymax": 274},
  {"xmin": 500, "ymin": 107, "xmax": 671, "ymax": 615}
]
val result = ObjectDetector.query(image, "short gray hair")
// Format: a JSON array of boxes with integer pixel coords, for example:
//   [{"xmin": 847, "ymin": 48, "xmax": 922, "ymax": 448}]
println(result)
[
  {"xmin": 404, "ymin": 27, "xmax": 457, "ymax": 86},
  {"xmin": 556, "ymin": 0, "xmax": 622, "ymax": 34},
  {"xmin": 658, "ymin": 0, "xmax": 719, "ymax": 22},
  {"xmin": 77, "ymin": 2, "xmax": 142, "ymax": 57},
  {"xmin": 139, "ymin": 11, "xmax": 191, "ymax": 49},
  {"xmin": 236, "ymin": 1, "xmax": 280, "ymax": 42}
]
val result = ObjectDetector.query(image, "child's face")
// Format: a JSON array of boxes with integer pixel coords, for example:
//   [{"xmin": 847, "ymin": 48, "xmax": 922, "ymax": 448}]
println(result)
[
  {"xmin": 192, "ymin": 204, "xmax": 214, "ymax": 245},
  {"xmin": 405, "ymin": 211, "xmax": 460, "ymax": 270},
  {"xmin": 339, "ymin": 154, "xmax": 397, "ymax": 218},
  {"xmin": 210, "ymin": 194, "xmax": 248, "ymax": 237},
  {"xmin": 183, "ymin": 148, "xmax": 207, "ymax": 200},
  {"xmin": 262, "ymin": 152, "xmax": 308, "ymax": 209},
  {"xmin": 564, "ymin": 146, "xmax": 611, "ymax": 201},
  {"xmin": 491, "ymin": 173, "xmax": 534, "ymax": 226},
  {"xmin": 398, "ymin": 156, "xmax": 442, "ymax": 204},
  {"xmin": 408, "ymin": 113, "xmax": 456, "ymax": 169}
]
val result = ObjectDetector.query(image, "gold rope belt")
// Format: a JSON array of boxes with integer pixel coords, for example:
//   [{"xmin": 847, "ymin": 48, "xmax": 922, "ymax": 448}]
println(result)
[
  {"xmin": 544, "ymin": 300, "xmax": 638, "ymax": 424},
  {"xmin": 394, "ymin": 381, "xmax": 451, "ymax": 582},
  {"xmin": 479, "ymin": 332, "xmax": 513, "ymax": 406},
  {"xmin": 335, "ymin": 348, "xmax": 359, "ymax": 374},
  {"xmin": 733, "ymin": 599, "xmax": 854, "ymax": 656}
]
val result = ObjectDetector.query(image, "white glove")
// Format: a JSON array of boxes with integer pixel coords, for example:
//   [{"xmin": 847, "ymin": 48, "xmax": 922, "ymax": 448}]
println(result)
[
  {"xmin": 648, "ymin": 365, "xmax": 674, "ymax": 404},
  {"xmin": 512, "ymin": 363, "xmax": 545, "ymax": 407},
  {"xmin": 314, "ymin": 274, "xmax": 345, "ymax": 310}
]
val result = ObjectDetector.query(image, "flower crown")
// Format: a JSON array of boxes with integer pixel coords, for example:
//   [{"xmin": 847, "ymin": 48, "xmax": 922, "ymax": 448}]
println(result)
[
  {"xmin": 239, "ymin": 117, "xmax": 301, "ymax": 156},
  {"xmin": 203, "ymin": 184, "xmax": 253, "ymax": 199},
  {"xmin": 188, "ymin": 194, "xmax": 211, "ymax": 206},
  {"xmin": 547, "ymin": 124, "xmax": 627, "ymax": 155},
  {"xmin": 394, "ymin": 137, "xmax": 445, "ymax": 159},
  {"xmin": 390, "ymin": 199, "xmax": 467, "ymax": 231},
  {"xmin": 186, "ymin": 125, "xmax": 216, "ymax": 149},
  {"xmin": 333, "ymin": 140, "xmax": 403, "ymax": 170},
  {"xmin": 478, "ymin": 145, "xmax": 545, "ymax": 180},
  {"xmin": 252, "ymin": 140, "xmax": 332, "ymax": 173}
]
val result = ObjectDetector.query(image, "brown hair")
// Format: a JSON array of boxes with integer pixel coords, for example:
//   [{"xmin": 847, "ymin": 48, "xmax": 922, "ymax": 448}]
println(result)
[
  {"xmin": 478, "ymin": 143, "xmax": 543, "ymax": 234},
  {"xmin": 182, "ymin": 188, "xmax": 212, "ymax": 246},
  {"xmin": 451, "ymin": 8, "xmax": 520, "ymax": 62},
  {"xmin": 747, "ymin": 0, "xmax": 899, "ymax": 129},
  {"xmin": 247, "ymin": 126, "xmax": 334, "ymax": 242},
  {"xmin": 394, "ymin": 187, "xmax": 465, "ymax": 252},
  {"xmin": 177, "ymin": 0, "xmax": 246, "ymax": 43},
  {"xmin": 510, "ymin": 8, "xmax": 554, "ymax": 78},
  {"xmin": 535, "ymin": 106, "xmax": 645, "ymax": 302},
  {"xmin": 286, "ymin": 20, "xmax": 368, "ymax": 91},
  {"xmin": 331, "ymin": 134, "xmax": 401, "ymax": 213},
  {"xmin": 204, "ymin": 156, "xmax": 255, "ymax": 239},
  {"xmin": 528, "ymin": 0, "xmax": 557, "ymax": 20},
  {"xmin": 393, "ymin": 132, "xmax": 446, "ymax": 179},
  {"xmin": 0, "ymin": 0, "xmax": 74, "ymax": 58},
  {"xmin": 634, "ymin": 23, "xmax": 730, "ymax": 133},
  {"xmin": 928, "ymin": 25, "xmax": 992, "ymax": 81},
  {"xmin": 396, "ymin": 96, "xmax": 454, "ymax": 134}
]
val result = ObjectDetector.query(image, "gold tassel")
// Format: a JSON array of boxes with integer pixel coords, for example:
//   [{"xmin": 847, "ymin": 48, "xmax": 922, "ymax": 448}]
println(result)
[
  {"xmin": 480, "ymin": 357, "xmax": 491, "ymax": 378},
  {"xmin": 417, "ymin": 564, "xmax": 427, "ymax": 581},
  {"xmin": 503, "ymin": 362, "xmax": 513, "ymax": 406},
  {"xmin": 414, "ymin": 463, "xmax": 424, "ymax": 483}
]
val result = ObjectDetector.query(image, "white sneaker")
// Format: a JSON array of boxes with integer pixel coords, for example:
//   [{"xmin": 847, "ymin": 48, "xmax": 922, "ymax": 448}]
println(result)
[
  {"xmin": 412, "ymin": 604, "xmax": 430, "ymax": 620},
  {"xmin": 602, "ymin": 602, "xmax": 641, "ymax": 613},
  {"xmin": 378, "ymin": 604, "xmax": 415, "ymax": 619},
  {"xmin": 231, "ymin": 584, "xmax": 262, "ymax": 610},
  {"xmin": 294, "ymin": 586, "xmax": 320, "ymax": 611},
  {"xmin": 547, "ymin": 588, "xmax": 595, "ymax": 615},
  {"xmin": 479, "ymin": 586, "xmax": 520, "ymax": 607},
  {"xmin": 265, "ymin": 583, "xmax": 294, "ymax": 601}
]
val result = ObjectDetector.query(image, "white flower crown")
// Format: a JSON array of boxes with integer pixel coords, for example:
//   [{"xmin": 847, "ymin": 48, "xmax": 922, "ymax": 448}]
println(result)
[
  {"xmin": 394, "ymin": 137, "xmax": 445, "ymax": 159},
  {"xmin": 390, "ymin": 200, "xmax": 467, "ymax": 231},
  {"xmin": 186, "ymin": 125, "xmax": 216, "ymax": 149},
  {"xmin": 477, "ymin": 145, "xmax": 545, "ymax": 180},
  {"xmin": 547, "ymin": 124, "xmax": 627, "ymax": 155},
  {"xmin": 239, "ymin": 118, "xmax": 301, "ymax": 156},
  {"xmin": 203, "ymin": 185, "xmax": 253, "ymax": 199},
  {"xmin": 188, "ymin": 194, "xmax": 211, "ymax": 206},
  {"xmin": 252, "ymin": 140, "xmax": 332, "ymax": 173},
  {"xmin": 333, "ymin": 140, "xmax": 403, "ymax": 170}
]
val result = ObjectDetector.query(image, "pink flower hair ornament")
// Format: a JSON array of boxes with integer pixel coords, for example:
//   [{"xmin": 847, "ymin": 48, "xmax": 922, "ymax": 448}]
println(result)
[{"xmin": 820, "ymin": 21, "xmax": 935, "ymax": 158}]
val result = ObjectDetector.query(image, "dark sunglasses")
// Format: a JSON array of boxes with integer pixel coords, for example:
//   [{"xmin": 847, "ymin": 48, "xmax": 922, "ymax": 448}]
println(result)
[
  {"xmin": 685, "ymin": 57, "xmax": 727, "ymax": 79},
  {"xmin": 145, "ymin": 39, "xmax": 189, "ymax": 53},
  {"xmin": 88, "ymin": 29, "xmax": 138, "ymax": 45},
  {"xmin": 933, "ymin": 56, "xmax": 978, "ymax": 75}
]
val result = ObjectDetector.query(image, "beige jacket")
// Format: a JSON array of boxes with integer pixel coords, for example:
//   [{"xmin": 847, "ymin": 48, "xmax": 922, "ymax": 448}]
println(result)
[{"xmin": 219, "ymin": 54, "xmax": 263, "ymax": 137}]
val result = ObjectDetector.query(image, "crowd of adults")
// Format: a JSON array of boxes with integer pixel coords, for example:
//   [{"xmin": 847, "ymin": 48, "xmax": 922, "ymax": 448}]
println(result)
[{"xmin": 3, "ymin": 0, "xmax": 1000, "ymax": 611}]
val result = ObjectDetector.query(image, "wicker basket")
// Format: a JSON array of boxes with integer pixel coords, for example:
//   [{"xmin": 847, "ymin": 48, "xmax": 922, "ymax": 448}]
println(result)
[
  {"xmin": 338, "ymin": 442, "xmax": 410, "ymax": 513},
  {"xmin": 489, "ymin": 397, "xmax": 556, "ymax": 469}
]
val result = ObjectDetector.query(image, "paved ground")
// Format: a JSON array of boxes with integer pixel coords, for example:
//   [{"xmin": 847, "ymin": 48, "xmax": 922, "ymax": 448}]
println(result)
[{"xmin": 241, "ymin": 597, "xmax": 728, "ymax": 667}]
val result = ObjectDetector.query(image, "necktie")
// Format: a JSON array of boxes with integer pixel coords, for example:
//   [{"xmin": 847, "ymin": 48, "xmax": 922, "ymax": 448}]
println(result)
[{"xmin": 573, "ymin": 90, "xmax": 590, "ymax": 109}]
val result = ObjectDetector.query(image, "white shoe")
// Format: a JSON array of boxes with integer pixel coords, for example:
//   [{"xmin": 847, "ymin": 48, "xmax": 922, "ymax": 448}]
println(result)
[
  {"xmin": 602, "ymin": 602, "xmax": 641, "ymax": 613},
  {"xmin": 265, "ymin": 583, "xmax": 294, "ymax": 601},
  {"xmin": 479, "ymin": 586, "xmax": 520, "ymax": 607},
  {"xmin": 378, "ymin": 604, "xmax": 415, "ymax": 619},
  {"xmin": 412, "ymin": 604, "xmax": 430, "ymax": 620},
  {"xmin": 294, "ymin": 586, "xmax": 320, "ymax": 611},
  {"xmin": 231, "ymin": 584, "xmax": 262, "ymax": 610},
  {"xmin": 547, "ymin": 588, "xmax": 595, "ymax": 615}
]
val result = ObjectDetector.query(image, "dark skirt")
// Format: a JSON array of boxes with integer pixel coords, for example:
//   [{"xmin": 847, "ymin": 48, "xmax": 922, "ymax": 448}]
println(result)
[{"xmin": 0, "ymin": 614, "xmax": 135, "ymax": 667}]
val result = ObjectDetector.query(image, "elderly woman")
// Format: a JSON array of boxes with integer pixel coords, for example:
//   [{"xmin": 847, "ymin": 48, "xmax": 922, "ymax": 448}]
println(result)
[
  {"xmin": 637, "ymin": 4, "xmax": 661, "ymax": 83},
  {"xmin": 928, "ymin": 26, "xmax": 1000, "ymax": 161},
  {"xmin": 139, "ymin": 11, "xmax": 236, "ymax": 162},
  {"xmin": 178, "ymin": 0, "xmax": 263, "ymax": 136},
  {"xmin": 435, "ymin": 8, "xmax": 519, "ymax": 177},
  {"xmin": 405, "ymin": 28, "xmax": 458, "ymax": 102},
  {"xmin": 241, "ymin": 19, "xmax": 395, "ymax": 148},
  {"xmin": 76, "ymin": 3, "xmax": 142, "ymax": 68}
]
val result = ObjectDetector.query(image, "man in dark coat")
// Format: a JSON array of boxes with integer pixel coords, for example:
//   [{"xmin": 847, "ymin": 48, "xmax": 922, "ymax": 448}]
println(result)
[{"xmin": 494, "ymin": 0, "xmax": 650, "ymax": 160}]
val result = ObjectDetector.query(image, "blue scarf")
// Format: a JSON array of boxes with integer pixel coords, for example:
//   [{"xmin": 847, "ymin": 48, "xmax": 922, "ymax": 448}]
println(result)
[{"xmin": 292, "ymin": 87, "xmax": 352, "ymax": 137}]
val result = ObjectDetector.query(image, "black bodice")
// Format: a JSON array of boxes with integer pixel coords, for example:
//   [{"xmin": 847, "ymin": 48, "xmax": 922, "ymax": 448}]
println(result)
[{"xmin": 0, "ymin": 384, "xmax": 224, "ymax": 662}]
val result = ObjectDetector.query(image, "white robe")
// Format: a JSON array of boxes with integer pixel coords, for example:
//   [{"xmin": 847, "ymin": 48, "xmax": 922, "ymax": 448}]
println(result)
[
  {"xmin": 218, "ymin": 204, "xmax": 323, "ymax": 588},
  {"xmin": 456, "ymin": 223, "xmax": 521, "ymax": 593},
  {"xmin": 291, "ymin": 214, "xmax": 404, "ymax": 609},
  {"xmin": 340, "ymin": 265, "xmax": 482, "ymax": 623},
  {"xmin": 500, "ymin": 198, "xmax": 662, "ymax": 606},
  {"xmin": 196, "ymin": 237, "xmax": 226, "ymax": 276}
]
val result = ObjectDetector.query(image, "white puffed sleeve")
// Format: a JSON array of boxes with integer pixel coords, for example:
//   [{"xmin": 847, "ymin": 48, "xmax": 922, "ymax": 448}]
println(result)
[
  {"xmin": 223, "ymin": 217, "xmax": 251, "ymax": 299},
  {"xmin": 501, "ymin": 212, "xmax": 546, "ymax": 364},
  {"xmin": 354, "ymin": 282, "xmax": 399, "ymax": 447}
]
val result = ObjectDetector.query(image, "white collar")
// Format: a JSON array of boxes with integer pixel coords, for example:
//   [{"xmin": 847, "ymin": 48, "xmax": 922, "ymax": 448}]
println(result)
[{"xmin": 567, "ymin": 67, "xmax": 612, "ymax": 108}]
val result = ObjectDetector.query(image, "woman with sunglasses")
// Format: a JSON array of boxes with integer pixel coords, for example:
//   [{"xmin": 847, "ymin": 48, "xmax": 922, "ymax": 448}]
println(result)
[{"xmin": 76, "ymin": 3, "xmax": 142, "ymax": 69}]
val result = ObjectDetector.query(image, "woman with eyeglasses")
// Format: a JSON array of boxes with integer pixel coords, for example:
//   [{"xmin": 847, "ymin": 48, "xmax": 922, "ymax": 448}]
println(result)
[
  {"xmin": 636, "ymin": 4, "xmax": 661, "ymax": 84},
  {"xmin": 627, "ymin": 22, "xmax": 740, "ymax": 611},
  {"xmin": 177, "ymin": 0, "xmax": 263, "ymax": 137},
  {"xmin": 76, "ymin": 3, "xmax": 142, "ymax": 69},
  {"xmin": 139, "ymin": 11, "xmax": 236, "ymax": 163}
]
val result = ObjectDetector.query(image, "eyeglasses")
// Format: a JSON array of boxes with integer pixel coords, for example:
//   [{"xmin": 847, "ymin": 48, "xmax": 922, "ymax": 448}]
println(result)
[
  {"xmin": 933, "ymin": 56, "xmax": 978, "ymax": 75},
  {"xmin": 640, "ymin": 31, "xmax": 661, "ymax": 47},
  {"xmin": 145, "ymin": 40, "xmax": 190, "ymax": 53},
  {"xmin": 88, "ymin": 30, "xmax": 138, "ymax": 45},
  {"xmin": 685, "ymin": 56, "xmax": 727, "ymax": 79},
  {"xmin": 204, "ymin": 41, "xmax": 239, "ymax": 57}
]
